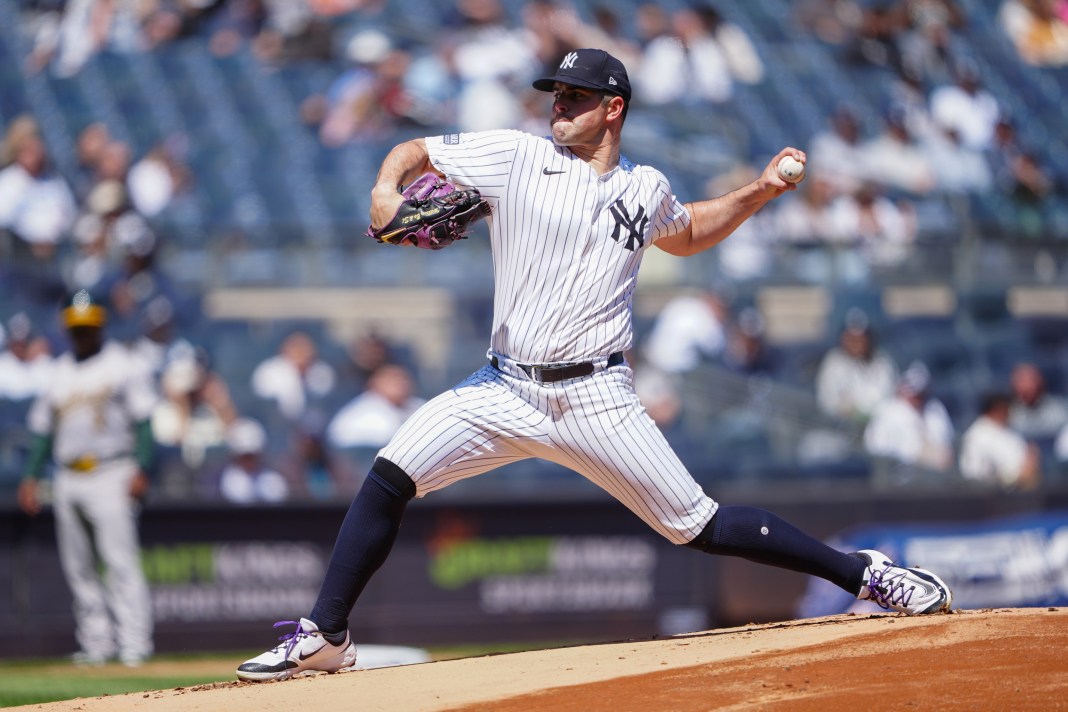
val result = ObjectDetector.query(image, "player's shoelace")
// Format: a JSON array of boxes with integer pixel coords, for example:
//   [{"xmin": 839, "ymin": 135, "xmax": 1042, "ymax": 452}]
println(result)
[
  {"xmin": 271, "ymin": 620, "xmax": 312, "ymax": 659},
  {"xmin": 865, "ymin": 565, "xmax": 916, "ymax": 610}
]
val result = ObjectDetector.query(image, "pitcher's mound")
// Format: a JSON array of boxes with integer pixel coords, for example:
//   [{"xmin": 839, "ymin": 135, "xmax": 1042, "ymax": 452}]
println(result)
[{"xmin": 28, "ymin": 608, "xmax": 1068, "ymax": 712}]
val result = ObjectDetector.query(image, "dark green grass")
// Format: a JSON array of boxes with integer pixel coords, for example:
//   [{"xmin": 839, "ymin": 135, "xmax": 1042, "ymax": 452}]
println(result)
[{"xmin": 0, "ymin": 653, "xmax": 241, "ymax": 708}]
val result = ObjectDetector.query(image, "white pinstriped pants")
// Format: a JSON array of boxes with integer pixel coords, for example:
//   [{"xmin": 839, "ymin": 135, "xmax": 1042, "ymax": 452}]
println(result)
[{"xmin": 379, "ymin": 357, "xmax": 718, "ymax": 544}]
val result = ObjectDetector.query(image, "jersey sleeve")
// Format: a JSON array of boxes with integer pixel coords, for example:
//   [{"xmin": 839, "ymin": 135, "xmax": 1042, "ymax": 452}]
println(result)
[
  {"xmin": 646, "ymin": 172, "xmax": 691, "ymax": 244},
  {"xmin": 424, "ymin": 129, "xmax": 524, "ymax": 203}
]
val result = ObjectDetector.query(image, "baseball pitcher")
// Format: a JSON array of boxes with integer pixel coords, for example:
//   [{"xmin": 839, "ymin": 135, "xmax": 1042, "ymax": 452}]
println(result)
[{"xmin": 237, "ymin": 48, "xmax": 953, "ymax": 682}]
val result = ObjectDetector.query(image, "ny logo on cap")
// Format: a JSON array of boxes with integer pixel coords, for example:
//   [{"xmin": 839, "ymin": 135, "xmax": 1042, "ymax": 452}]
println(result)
[{"xmin": 560, "ymin": 52, "xmax": 578, "ymax": 69}]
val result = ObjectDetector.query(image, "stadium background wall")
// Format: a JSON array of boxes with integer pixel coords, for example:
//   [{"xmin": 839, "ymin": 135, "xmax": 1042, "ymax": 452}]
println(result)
[{"xmin": 2, "ymin": 486, "xmax": 1066, "ymax": 659}]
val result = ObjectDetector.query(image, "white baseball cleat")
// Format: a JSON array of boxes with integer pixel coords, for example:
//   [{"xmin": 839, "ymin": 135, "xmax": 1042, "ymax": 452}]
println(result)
[
  {"xmin": 855, "ymin": 549, "xmax": 953, "ymax": 615},
  {"xmin": 237, "ymin": 618, "xmax": 357, "ymax": 682}
]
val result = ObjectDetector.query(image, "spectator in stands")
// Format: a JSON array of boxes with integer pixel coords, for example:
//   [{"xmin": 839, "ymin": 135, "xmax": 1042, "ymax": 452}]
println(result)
[
  {"xmin": 859, "ymin": 106, "xmax": 937, "ymax": 195},
  {"xmin": 845, "ymin": 0, "xmax": 908, "ymax": 72},
  {"xmin": 808, "ymin": 105, "xmax": 869, "ymax": 196},
  {"xmin": 106, "ymin": 211, "xmax": 184, "ymax": 334},
  {"xmin": 718, "ymin": 307, "xmax": 779, "ymax": 376},
  {"xmin": 152, "ymin": 354, "xmax": 239, "ymax": 472},
  {"xmin": 634, "ymin": 5, "xmax": 734, "ymax": 105},
  {"xmin": 999, "ymin": 0, "xmax": 1068, "ymax": 67},
  {"xmin": 64, "ymin": 213, "xmax": 114, "ymax": 298},
  {"xmin": 522, "ymin": 0, "xmax": 584, "ymax": 74},
  {"xmin": 201, "ymin": 0, "xmax": 269, "ymax": 57},
  {"xmin": 772, "ymin": 175, "xmax": 869, "ymax": 281},
  {"xmin": 816, "ymin": 309, "xmax": 898, "ymax": 424},
  {"xmin": 126, "ymin": 136, "xmax": 193, "ymax": 218},
  {"xmin": 251, "ymin": 330, "xmax": 337, "ymax": 421},
  {"xmin": 93, "ymin": 139, "xmax": 133, "ymax": 189},
  {"xmin": 924, "ymin": 125, "xmax": 994, "ymax": 195},
  {"xmin": 0, "ymin": 122, "xmax": 77, "ymax": 260},
  {"xmin": 447, "ymin": 0, "xmax": 539, "ymax": 132},
  {"xmin": 327, "ymin": 364, "xmax": 425, "ymax": 450},
  {"xmin": 864, "ymin": 361, "xmax": 955, "ymax": 472},
  {"xmin": 793, "ymin": 0, "xmax": 863, "ymax": 47},
  {"xmin": 929, "ymin": 60, "xmax": 1001, "ymax": 151},
  {"xmin": 251, "ymin": 0, "xmax": 338, "ymax": 65},
  {"xmin": 0, "ymin": 313, "xmax": 54, "ymax": 402},
  {"xmin": 339, "ymin": 330, "xmax": 414, "ymax": 393},
  {"xmin": 642, "ymin": 289, "xmax": 729, "ymax": 375},
  {"xmin": 127, "ymin": 296, "xmax": 196, "ymax": 380},
  {"xmin": 579, "ymin": 5, "xmax": 642, "ymax": 71},
  {"xmin": 700, "ymin": 4, "xmax": 765, "ymax": 85},
  {"xmin": 71, "ymin": 122, "xmax": 111, "ymax": 201},
  {"xmin": 1008, "ymin": 362, "xmax": 1068, "ymax": 440},
  {"xmin": 828, "ymin": 181, "xmax": 917, "ymax": 268},
  {"xmin": 218, "ymin": 417, "xmax": 289, "ymax": 504},
  {"xmin": 898, "ymin": 0, "xmax": 967, "ymax": 84},
  {"xmin": 986, "ymin": 117, "xmax": 1054, "ymax": 222},
  {"xmin": 959, "ymin": 391, "xmax": 1041, "ymax": 490},
  {"xmin": 634, "ymin": 2, "xmax": 671, "ymax": 48},
  {"xmin": 313, "ymin": 30, "xmax": 414, "ymax": 146},
  {"xmin": 276, "ymin": 410, "xmax": 359, "ymax": 501}
]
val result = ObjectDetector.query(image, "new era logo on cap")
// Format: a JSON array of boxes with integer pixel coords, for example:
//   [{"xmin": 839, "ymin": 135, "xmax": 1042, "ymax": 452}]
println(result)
[{"xmin": 532, "ymin": 48, "xmax": 631, "ymax": 102}]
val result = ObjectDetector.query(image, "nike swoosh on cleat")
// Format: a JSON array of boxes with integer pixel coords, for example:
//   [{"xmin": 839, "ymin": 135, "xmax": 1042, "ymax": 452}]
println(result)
[
  {"xmin": 298, "ymin": 645, "xmax": 325, "ymax": 661},
  {"xmin": 543, "ymin": 168, "xmax": 566, "ymax": 175}
]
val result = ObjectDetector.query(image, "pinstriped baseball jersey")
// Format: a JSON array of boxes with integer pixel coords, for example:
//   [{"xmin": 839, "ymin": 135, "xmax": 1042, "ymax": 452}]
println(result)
[
  {"xmin": 426, "ymin": 130, "xmax": 690, "ymax": 365},
  {"xmin": 379, "ymin": 129, "xmax": 718, "ymax": 544}
]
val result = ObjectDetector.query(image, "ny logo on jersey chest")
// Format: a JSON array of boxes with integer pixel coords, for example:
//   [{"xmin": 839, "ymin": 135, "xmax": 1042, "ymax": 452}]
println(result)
[{"xmin": 609, "ymin": 199, "xmax": 648, "ymax": 252}]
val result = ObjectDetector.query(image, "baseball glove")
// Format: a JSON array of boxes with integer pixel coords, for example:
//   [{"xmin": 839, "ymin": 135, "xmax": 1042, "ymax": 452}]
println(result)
[{"xmin": 367, "ymin": 173, "xmax": 490, "ymax": 250}]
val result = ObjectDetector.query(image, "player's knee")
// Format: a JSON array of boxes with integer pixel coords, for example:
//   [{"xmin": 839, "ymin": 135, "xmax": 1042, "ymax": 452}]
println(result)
[
  {"xmin": 370, "ymin": 457, "xmax": 417, "ymax": 501},
  {"xmin": 683, "ymin": 514, "xmax": 718, "ymax": 554}
]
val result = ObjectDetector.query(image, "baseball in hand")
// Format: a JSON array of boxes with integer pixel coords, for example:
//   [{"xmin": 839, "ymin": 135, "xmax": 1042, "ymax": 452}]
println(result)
[{"xmin": 777, "ymin": 156, "xmax": 805, "ymax": 183}]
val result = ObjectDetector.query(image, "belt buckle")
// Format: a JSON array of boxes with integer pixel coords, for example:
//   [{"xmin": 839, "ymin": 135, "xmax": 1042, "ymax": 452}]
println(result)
[
  {"xmin": 69, "ymin": 455, "xmax": 97, "ymax": 473},
  {"xmin": 528, "ymin": 364, "xmax": 547, "ymax": 382}
]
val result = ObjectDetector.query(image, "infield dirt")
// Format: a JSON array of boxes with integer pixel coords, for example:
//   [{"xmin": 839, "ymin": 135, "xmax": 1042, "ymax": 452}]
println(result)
[{"xmin": 17, "ymin": 607, "xmax": 1067, "ymax": 711}]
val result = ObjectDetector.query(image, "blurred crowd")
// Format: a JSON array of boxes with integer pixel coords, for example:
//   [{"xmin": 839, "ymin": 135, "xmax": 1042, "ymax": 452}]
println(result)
[
  {"xmin": 638, "ymin": 293, "xmax": 1068, "ymax": 490},
  {"xmin": 3, "ymin": 0, "xmax": 1068, "ymax": 501}
]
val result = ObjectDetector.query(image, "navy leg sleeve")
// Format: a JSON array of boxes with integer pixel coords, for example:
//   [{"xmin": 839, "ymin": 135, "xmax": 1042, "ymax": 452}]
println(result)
[
  {"xmin": 685, "ymin": 505, "xmax": 866, "ymax": 595},
  {"xmin": 309, "ymin": 458, "xmax": 415, "ymax": 633}
]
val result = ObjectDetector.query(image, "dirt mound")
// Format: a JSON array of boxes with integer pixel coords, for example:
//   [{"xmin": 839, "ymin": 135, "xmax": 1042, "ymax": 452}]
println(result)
[{"xmin": 23, "ymin": 608, "xmax": 1067, "ymax": 712}]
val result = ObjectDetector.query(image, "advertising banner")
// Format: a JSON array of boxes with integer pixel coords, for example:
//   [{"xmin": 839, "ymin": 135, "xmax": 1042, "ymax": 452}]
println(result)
[{"xmin": 797, "ymin": 510, "xmax": 1068, "ymax": 618}]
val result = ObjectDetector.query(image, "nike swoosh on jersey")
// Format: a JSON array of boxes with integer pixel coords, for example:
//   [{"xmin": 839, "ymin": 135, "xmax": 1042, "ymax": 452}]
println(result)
[{"xmin": 543, "ymin": 167, "xmax": 566, "ymax": 175}]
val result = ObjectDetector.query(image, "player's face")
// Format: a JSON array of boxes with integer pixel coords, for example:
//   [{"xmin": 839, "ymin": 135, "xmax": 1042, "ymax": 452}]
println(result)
[
  {"xmin": 68, "ymin": 326, "xmax": 104, "ymax": 360},
  {"xmin": 549, "ymin": 83, "xmax": 609, "ymax": 146}
]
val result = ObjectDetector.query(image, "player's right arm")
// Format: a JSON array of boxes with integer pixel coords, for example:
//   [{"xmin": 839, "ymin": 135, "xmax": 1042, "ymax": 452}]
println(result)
[
  {"xmin": 369, "ymin": 138, "xmax": 436, "ymax": 231},
  {"xmin": 657, "ymin": 147, "xmax": 804, "ymax": 257}
]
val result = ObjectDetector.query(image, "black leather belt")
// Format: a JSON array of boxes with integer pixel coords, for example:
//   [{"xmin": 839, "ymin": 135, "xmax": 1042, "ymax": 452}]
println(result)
[{"xmin": 490, "ymin": 352, "xmax": 624, "ymax": 383}]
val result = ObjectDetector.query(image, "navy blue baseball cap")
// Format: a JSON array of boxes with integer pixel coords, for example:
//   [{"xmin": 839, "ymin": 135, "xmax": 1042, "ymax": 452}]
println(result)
[{"xmin": 532, "ymin": 48, "xmax": 631, "ymax": 102}]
